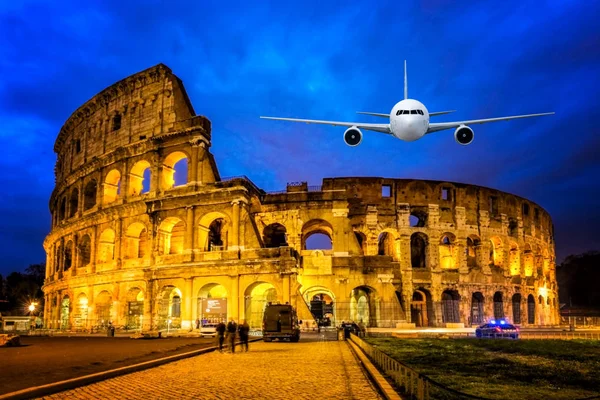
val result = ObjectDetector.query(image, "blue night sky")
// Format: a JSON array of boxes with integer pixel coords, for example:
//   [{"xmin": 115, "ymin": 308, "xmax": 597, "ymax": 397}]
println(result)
[{"xmin": 0, "ymin": 0, "xmax": 598, "ymax": 275}]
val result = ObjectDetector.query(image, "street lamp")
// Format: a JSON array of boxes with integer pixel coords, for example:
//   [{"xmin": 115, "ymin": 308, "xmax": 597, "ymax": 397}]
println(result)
[{"xmin": 29, "ymin": 304, "xmax": 36, "ymax": 313}]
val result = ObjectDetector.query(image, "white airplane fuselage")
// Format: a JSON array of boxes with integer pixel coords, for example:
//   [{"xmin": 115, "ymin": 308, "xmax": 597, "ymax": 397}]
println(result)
[{"xmin": 390, "ymin": 99, "xmax": 429, "ymax": 142}]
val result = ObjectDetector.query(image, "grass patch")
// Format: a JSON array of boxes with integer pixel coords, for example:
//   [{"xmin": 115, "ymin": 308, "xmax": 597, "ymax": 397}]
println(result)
[{"xmin": 365, "ymin": 338, "xmax": 600, "ymax": 400}]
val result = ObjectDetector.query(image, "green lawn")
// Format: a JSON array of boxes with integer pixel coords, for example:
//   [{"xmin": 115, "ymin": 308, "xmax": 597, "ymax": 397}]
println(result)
[{"xmin": 364, "ymin": 338, "xmax": 600, "ymax": 400}]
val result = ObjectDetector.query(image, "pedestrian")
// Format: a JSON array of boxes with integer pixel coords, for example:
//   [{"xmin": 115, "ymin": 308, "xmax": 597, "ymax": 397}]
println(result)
[
  {"xmin": 238, "ymin": 319, "xmax": 250, "ymax": 352},
  {"xmin": 195, "ymin": 318, "xmax": 200, "ymax": 330},
  {"xmin": 226, "ymin": 318, "xmax": 238, "ymax": 353},
  {"xmin": 216, "ymin": 321, "xmax": 226, "ymax": 352},
  {"xmin": 358, "ymin": 320, "xmax": 366, "ymax": 337}
]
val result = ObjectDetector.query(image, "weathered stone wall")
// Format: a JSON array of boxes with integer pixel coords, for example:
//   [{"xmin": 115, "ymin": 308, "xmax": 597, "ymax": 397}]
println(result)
[{"xmin": 42, "ymin": 65, "xmax": 559, "ymax": 331}]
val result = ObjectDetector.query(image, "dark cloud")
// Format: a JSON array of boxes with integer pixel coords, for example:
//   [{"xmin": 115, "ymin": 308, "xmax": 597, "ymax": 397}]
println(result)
[{"xmin": 0, "ymin": 0, "xmax": 598, "ymax": 274}]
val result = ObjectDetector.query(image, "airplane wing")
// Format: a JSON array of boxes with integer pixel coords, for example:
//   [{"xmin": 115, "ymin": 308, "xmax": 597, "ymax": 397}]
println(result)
[
  {"xmin": 427, "ymin": 112, "xmax": 555, "ymax": 134},
  {"xmin": 356, "ymin": 110, "xmax": 456, "ymax": 118},
  {"xmin": 260, "ymin": 116, "xmax": 391, "ymax": 134},
  {"xmin": 429, "ymin": 110, "xmax": 456, "ymax": 117}
]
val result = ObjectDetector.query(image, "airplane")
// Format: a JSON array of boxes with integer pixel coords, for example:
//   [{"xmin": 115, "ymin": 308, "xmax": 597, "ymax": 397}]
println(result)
[{"xmin": 260, "ymin": 61, "xmax": 554, "ymax": 146}]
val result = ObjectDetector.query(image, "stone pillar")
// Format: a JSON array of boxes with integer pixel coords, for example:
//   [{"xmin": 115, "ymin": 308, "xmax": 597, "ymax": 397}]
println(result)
[
  {"xmin": 143, "ymin": 280, "xmax": 154, "ymax": 332},
  {"xmin": 282, "ymin": 274, "xmax": 291, "ymax": 304},
  {"xmin": 183, "ymin": 278, "xmax": 193, "ymax": 330},
  {"xmin": 230, "ymin": 275, "xmax": 239, "ymax": 321},
  {"xmin": 231, "ymin": 200, "xmax": 241, "ymax": 250},
  {"xmin": 185, "ymin": 206, "xmax": 194, "ymax": 252},
  {"xmin": 115, "ymin": 218, "xmax": 122, "ymax": 269},
  {"xmin": 190, "ymin": 145, "xmax": 199, "ymax": 184},
  {"xmin": 332, "ymin": 206, "xmax": 350, "ymax": 256}
]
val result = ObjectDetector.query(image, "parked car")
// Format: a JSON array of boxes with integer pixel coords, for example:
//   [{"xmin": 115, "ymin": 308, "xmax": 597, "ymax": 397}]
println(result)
[
  {"xmin": 199, "ymin": 323, "xmax": 218, "ymax": 338},
  {"xmin": 475, "ymin": 320, "xmax": 519, "ymax": 339},
  {"xmin": 262, "ymin": 303, "xmax": 302, "ymax": 342}
]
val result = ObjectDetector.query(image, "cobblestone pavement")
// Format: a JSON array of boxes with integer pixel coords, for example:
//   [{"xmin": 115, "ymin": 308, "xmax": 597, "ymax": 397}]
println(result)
[{"xmin": 40, "ymin": 336, "xmax": 382, "ymax": 400}]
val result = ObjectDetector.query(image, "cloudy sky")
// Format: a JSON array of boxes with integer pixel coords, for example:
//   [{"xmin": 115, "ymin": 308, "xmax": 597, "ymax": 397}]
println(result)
[{"xmin": 0, "ymin": 0, "xmax": 598, "ymax": 275}]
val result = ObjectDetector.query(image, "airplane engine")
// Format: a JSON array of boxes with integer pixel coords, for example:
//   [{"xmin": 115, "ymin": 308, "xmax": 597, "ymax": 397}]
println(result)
[
  {"xmin": 454, "ymin": 125, "xmax": 474, "ymax": 145},
  {"xmin": 343, "ymin": 126, "xmax": 363, "ymax": 146}
]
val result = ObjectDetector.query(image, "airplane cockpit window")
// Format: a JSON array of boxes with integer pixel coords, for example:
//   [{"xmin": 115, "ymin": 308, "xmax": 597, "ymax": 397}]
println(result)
[
  {"xmin": 403, "ymin": 110, "xmax": 410, "ymax": 114},
  {"xmin": 410, "ymin": 110, "xmax": 418, "ymax": 114},
  {"xmin": 396, "ymin": 110, "xmax": 403, "ymax": 116},
  {"xmin": 418, "ymin": 110, "xmax": 424, "ymax": 115}
]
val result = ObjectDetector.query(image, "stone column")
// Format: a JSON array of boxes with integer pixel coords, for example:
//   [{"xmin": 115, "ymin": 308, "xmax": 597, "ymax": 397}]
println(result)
[
  {"xmin": 190, "ymin": 145, "xmax": 199, "ymax": 185},
  {"xmin": 183, "ymin": 278, "xmax": 193, "ymax": 330},
  {"xmin": 231, "ymin": 200, "xmax": 240, "ymax": 250},
  {"xmin": 230, "ymin": 275, "xmax": 239, "ymax": 321},
  {"xmin": 115, "ymin": 218, "xmax": 122, "ymax": 269},
  {"xmin": 143, "ymin": 280, "xmax": 154, "ymax": 331},
  {"xmin": 282, "ymin": 274, "xmax": 291, "ymax": 304},
  {"xmin": 185, "ymin": 206, "xmax": 194, "ymax": 252}
]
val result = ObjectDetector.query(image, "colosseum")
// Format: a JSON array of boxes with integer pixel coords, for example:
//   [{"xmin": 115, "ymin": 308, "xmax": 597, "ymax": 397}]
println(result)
[{"xmin": 42, "ymin": 63, "xmax": 559, "ymax": 332}]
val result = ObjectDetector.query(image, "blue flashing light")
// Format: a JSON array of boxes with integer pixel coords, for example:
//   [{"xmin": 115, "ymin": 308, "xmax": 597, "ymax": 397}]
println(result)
[
  {"xmin": 490, "ymin": 319, "xmax": 496, "ymax": 324},
  {"xmin": 500, "ymin": 320, "xmax": 506, "ymax": 325}
]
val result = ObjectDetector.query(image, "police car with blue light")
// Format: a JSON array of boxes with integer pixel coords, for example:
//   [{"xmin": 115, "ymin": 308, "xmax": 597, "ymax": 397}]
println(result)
[{"xmin": 475, "ymin": 319, "xmax": 520, "ymax": 339}]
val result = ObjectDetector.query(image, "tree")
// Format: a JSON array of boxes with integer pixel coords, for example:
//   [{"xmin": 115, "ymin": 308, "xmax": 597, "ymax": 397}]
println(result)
[
  {"xmin": 1, "ymin": 263, "xmax": 46, "ymax": 315},
  {"xmin": 557, "ymin": 251, "xmax": 600, "ymax": 309}
]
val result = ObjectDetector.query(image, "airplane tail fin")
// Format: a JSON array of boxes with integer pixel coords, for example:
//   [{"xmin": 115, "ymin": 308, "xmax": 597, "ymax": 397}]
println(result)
[{"xmin": 404, "ymin": 60, "xmax": 408, "ymax": 100}]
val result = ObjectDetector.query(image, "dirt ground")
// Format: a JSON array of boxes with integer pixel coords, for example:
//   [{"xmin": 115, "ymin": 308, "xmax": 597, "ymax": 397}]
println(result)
[{"xmin": 1, "ymin": 335, "xmax": 216, "ymax": 395}]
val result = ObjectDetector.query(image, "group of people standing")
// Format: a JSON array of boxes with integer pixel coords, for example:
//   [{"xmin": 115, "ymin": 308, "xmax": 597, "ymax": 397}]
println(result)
[{"xmin": 216, "ymin": 318, "xmax": 250, "ymax": 353}]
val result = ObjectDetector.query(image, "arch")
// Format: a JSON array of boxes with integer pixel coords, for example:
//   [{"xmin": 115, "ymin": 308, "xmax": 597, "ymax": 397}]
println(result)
[
  {"xmin": 527, "ymin": 294, "xmax": 535, "ymax": 324},
  {"xmin": 512, "ymin": 293, "xmax": 522, "ymax": 324},
  {"xmin": 128, "ymin": 160, "xmax": 152, "ymax": 196},
  {"xmin": 244, "ymin": 282, "xmax": 277, "ymax": 329},
  {"xmin": 411, "ymin": 289, "xmax": 433, "ymax": 327},
  {"xmin": 354, "ymin": 231, "xmax": 366, "ymax": 255},
  {"xmin": 162, "ymin": 151, "xmax": 189, "ymax": 189},
  {"xmin": 208, "ymin": 218, "xmax": 226, "ymax": 251},
  {"xmin": 157, "ymin": 285, "xmax": 183, "ymax": 329},
  {"xmin": 74, "ymin": 293, "xmax": 88, "ymax": 329},
  {"xmin": 302, "ymin": 219, "xmax": 333, "ymax": 250},
  {"xmin": 79, "ymin": 234, "xmax": 91, "ymax": 266},
  {"xmin": 489, "ymin": 236, "xmax": 503, "ymax": 267},
  {"xmin": 68, "ymin": 188, "xmax": 79, "ymax": 218},
  {"xmin": 409, "ymin": 210, "xmax": 427, "ymax": 227},
  {"xmin": 125, "ymin": 222, "xmax": 148, "ymax": 259},
  {"xmin": 523, "ymin": 243, "xmax": 534, "ymax": 277},
  {"xmin": 439, "ymin": 233, "xmax": 457, "ymax": 269},
  {"xmin": 59, "ymin": 197, "xmax": 66, "ymax": 221},
  {"xmin": 157, "ymin": 217, "xmax": 185, "ymax": 255},
  {"xmin": 349, "ymin": 286, "xmax": 378, "ymax": 327},
  {"xmin": 302, "ymin": 286, "xmax": 337, "ymax": 326},
  {"xmin": 103, "ymin": 169, "xmax": 121, "ymax": 204},
  {"xmin": 410, "ymin": 232, "xmax": 428, "ymax": 268},
  {"xmin": 263, "ymin": 223, "xmax": 288, "ymax": 248},
  {"xmin": 493, "ymin": 292, "xmax": 504, "ymax": 319},
  {"xmin": 197, "ymin": 283, "xmax": 228, "ymax": 324},
  {"xmin": 467, "ymin": 235, "xmax": 481, "ymax": 269},
  {"xmin": 441, "ymin": 290, "xmax": 461, "ymax": 323},
  {"xmin": 508, "ymin": 241, "xmax": 520, "ymax": 275},
  {"xmin": 470, "ymin": 292, "xmax": 484, "ymax": 325},
  {"xmin": 377, "ymin": 231, "xmax": 396, "ymax": 257},
  {"xmin": 125, "ymin": 287, "xmax": 144, "ymax": 329},
  {"xmin": 95, "ymin": 290, "xmax": 113, "ymax": 328},
  {"xmin": 64, "ymin": 240, "xmax": 73, "ymax": 271},
  {"xmin": 83, "ymin": 179, "xmax": 97, "ymax": 210},
  {"xmin": 97, "ymin": 229, "xmax": 116, "ymax": 263}
]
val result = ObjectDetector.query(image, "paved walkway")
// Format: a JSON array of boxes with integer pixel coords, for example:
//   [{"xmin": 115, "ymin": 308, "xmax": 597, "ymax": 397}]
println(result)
[{"xmin": 39, "ymin": 336, "xmax": 382, "ymax": 400}]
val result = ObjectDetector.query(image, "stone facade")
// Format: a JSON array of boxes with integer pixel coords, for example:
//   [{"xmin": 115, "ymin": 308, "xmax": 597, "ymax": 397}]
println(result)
[{"xmin": 43, "ymin": 64, "xmax": 559, "ymax": 331}]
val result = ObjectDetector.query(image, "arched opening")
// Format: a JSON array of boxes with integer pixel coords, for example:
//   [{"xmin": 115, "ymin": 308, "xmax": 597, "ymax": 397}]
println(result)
[
  {"xmin": 410, "ymin": 233, "xmax": 428, "ymax": 268},
  {"xmin": 68, "ymin": 189, "xmax": 79, "ymax": 218},
  {"xmin": 509, "ymin": 242, "xmax": 520, "ymax": 275},
  {"xmin": 103, "ymin": 169, "xmax": 121, "ymax": 204},
  {"xmin": 310, "ymin": 293, "xmax": 335, "ymax": 327},
  {"xmin": 350, "ymin": 286, "xmax": 377, "ymax": 327},
  {"xmin": 125, "ymin": 222, "xmax": 148, "ymax": 259},
  {"xmin": 354, "ymin": 232, "xmax": 366, "ymax": 255},
  {"xmin": 471, "ymin": 292, "xmax": 485, "ymax": 325},
  {"xmin": 489, "ymin": 237, "xmax": 503, "ymax": 268},
  {"xmin": 197, "ymin": 284, "xmax": 228, "ymax": 325},
  {"xmin": 79, "ymin": 235, "xmax": 91, "ymax": 266},
  {"xmin": 97, "ymin": 229, "xmax": 116, "ymax": 263},
  {"xmin": 60, "ymin": 296, "xmax": 70, "ymax": 330},
  {"xmin": 162, "ymin": 151, "xmax": 188, "ymax": 189},
  {"xmin": 95, "ymin": 291, "xmax": 113, "ymax": 328},
  {"xmin": 263, "ymin": 223, "xmax": 288, "ymax": 248},
  {"xmin": 467, "ymin": 236, "xmax": 481, "ymax": 269},
  {"xmin": 302, "ymin": 219, "xmax": 333, "ymax": 250},
  {"xmin": 493, "ymin": 292, "xmax": 504, "ymax": 320},
  {"xmin": 126, "ymin": 288, "xmax": 144, "ymax": 330},
  {"xmin": 411, "ymin": 290, "xmax": 432, "ymax": 327},
  {"xmin": 59, "ymin": 197, "xmax": 66, "ymax": 221},
  {"xmin": 409, "ymin": 210, "xmax": 427, "ymax": 227},
  {"xmin": 74, "ymin": 294, "xmax": 88, "ymax": 329},
  {"xmin": 83, "ymin": 179, "xmax": 97, "ymax": 210},
  {"xmin": 128, "ymin": 160, "xmax": 152, "ymax": 196},
  {"xmin": 244, "ymin": 282, "xmax": 277, "ymax": 329},
  {"xmin": 157, "ymin": 286, "xmax": 182, "ymax": 329},
  {"xmin": 441, "ymin": 290, "xmax": 461, "ymax": 323},
  {"xmin": 378, "ymin": 232, "xmax": 396, "ymax": 257},
  {"xmin": 523, "ymin": 244, "xmax": 534, "ymax": 277},
  {"xmin": 512, "ymin": 293, "xmax": 522, "ymax": 324},
  {"xmin": 208, "ymin": 218, "xmax": 226, "ymax": 251},
  {"xmin": 527, "ymin": 294, "xmax": 535, "ymax": 324},
  {"xmin": 439, "ymin": 233, "xmax": 457, "ymax": 269},
  {"xmin": 157, "ymin": 218, "xmax": 185, "ymax": 255},
  {"xmin": 64, "ymin": 240, "xmax": 73, "ymax": 271}
]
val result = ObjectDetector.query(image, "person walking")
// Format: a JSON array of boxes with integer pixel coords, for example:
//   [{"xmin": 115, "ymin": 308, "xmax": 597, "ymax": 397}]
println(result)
[
  {"xmin": 216, "ymin": 321, "xmax": 226, "ymax": 352},
  {"xmin": 226, "ymin": 318, "xmax": 238, "ymax": 353},
  {"xmin": 238, "ymin": 319, "xmax": 250, "ymax": 352}
]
